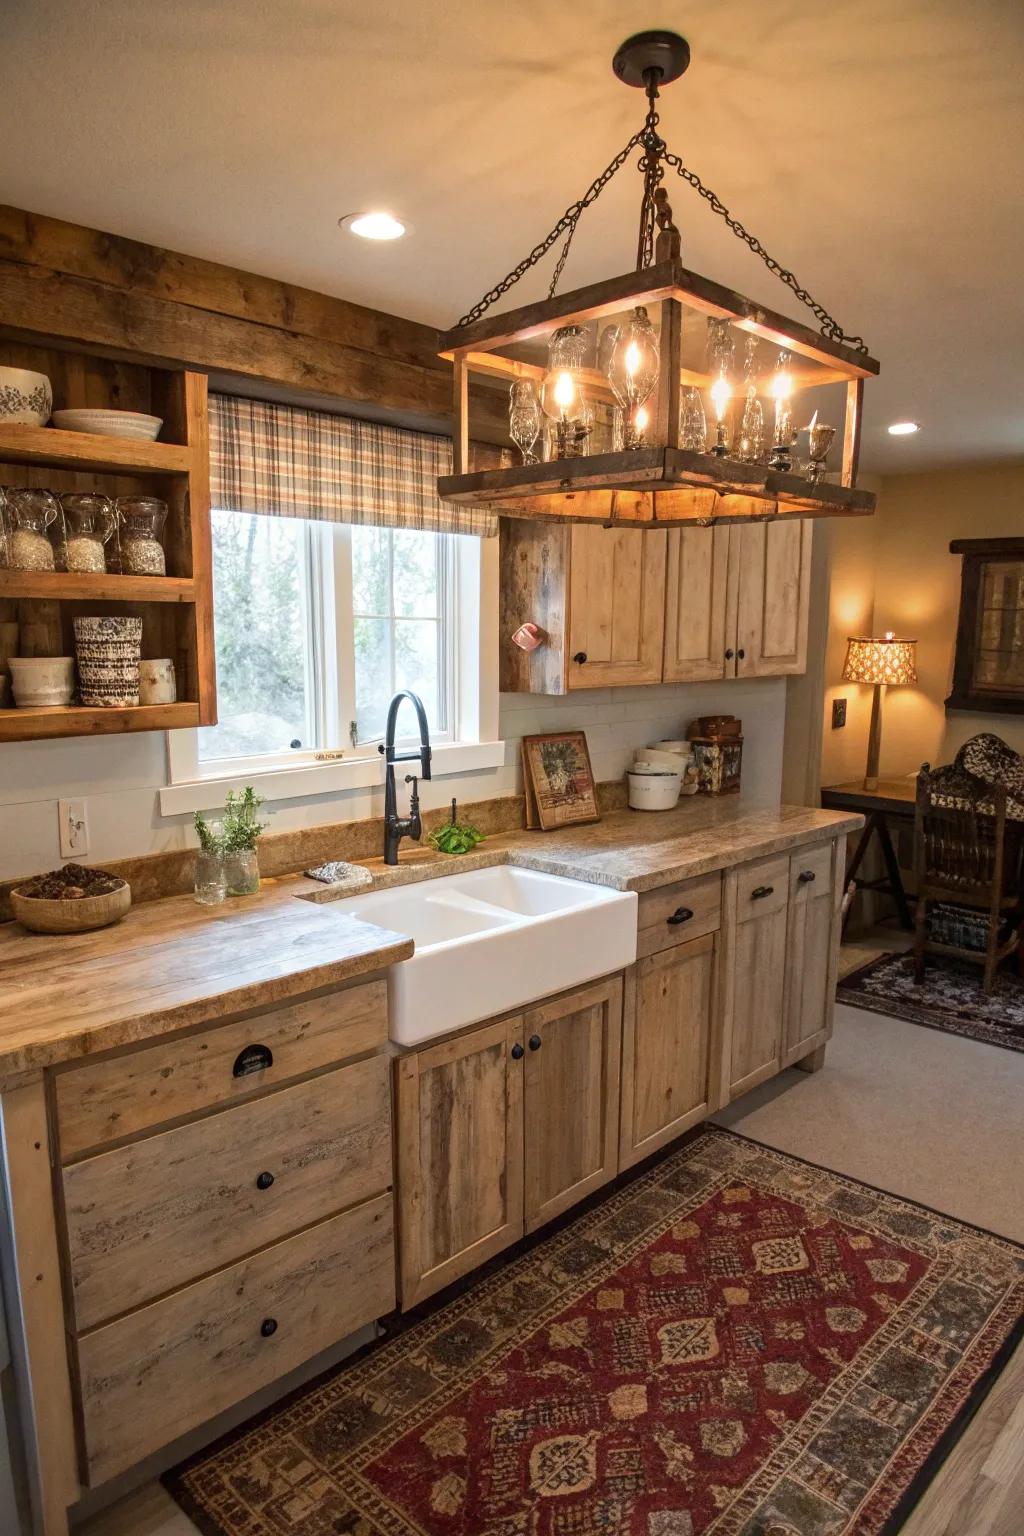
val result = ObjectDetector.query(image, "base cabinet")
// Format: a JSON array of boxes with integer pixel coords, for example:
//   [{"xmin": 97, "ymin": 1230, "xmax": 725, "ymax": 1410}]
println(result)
[
  {"xmin": 724, "ymin": 855, "xmax": 791, "ymax": 1100},
  {"xmin": 620, "ymin": 934, "xmax": 718, "ymax": 1170},
  {"xmin": 395, "ymin": 1015, "xmax": 525, "ymax": 1309},
  {"xmin": 396, "ymin": 976, "xmax": 622, "ymax": 1307},
  {"xmin": 783, "ymin": 841, "xmax": 843, "ymax": 1066}
]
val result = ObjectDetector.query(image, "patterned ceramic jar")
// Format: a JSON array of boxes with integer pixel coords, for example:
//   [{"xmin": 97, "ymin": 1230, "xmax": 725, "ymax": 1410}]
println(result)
[
  {"xmin": 0, "ymin": 367, "xmax": 52, "ymax": 426},
  {"xmin": 73, "ymin": 616, "xmax": 143, "ymax": 707}
]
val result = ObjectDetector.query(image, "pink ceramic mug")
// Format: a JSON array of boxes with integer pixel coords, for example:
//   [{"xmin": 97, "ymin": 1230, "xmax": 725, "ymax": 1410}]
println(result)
[{"xmin": 511, "ymin": 622, "xmax": 546, "ymax": 652}]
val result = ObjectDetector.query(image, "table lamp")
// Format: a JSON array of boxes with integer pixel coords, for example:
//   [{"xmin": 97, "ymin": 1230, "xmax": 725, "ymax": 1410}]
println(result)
[{"xmin": 841, "ymin": 632, "xmax": 917, "ymax": 791}]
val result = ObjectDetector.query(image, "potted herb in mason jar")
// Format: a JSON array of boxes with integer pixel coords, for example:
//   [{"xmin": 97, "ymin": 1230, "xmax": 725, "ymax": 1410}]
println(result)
[
  {"xmin": 193, "ymin": 812, "xmax": 226, "ymax": 906},
  {"xmin": 222, "ymin": 787, "xmax": 268, "ymax": 896}
]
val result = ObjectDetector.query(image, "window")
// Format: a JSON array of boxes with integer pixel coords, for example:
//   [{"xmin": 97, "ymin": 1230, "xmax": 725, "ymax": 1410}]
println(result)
[
  {"xmin": 198, "ymin": 511, "xmax": 456, "ymax": 769},
  {"xmin": 947, "ymin": 538, "xmax": 1024, "ymax": 715}
]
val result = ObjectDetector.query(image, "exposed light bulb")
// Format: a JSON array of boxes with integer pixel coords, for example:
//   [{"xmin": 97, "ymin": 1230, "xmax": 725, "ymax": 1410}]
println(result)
[
  {"xmin": 553, "ymin": 371, "xmax": 576, "ymax": 415},
  {"xmin": 625, "ymin": 340, "xmax": 641, "ymax": 377},
  {"xmin": 710, "ymin": 374, "xmax": 731, "ymax": 422},
  {"xmin": 634, "ymin": 404, "xmax": 649, "ymax": 431},
  {"xmin": 769, "ymin": 368, "xmax": 792, "ymax": 402}
]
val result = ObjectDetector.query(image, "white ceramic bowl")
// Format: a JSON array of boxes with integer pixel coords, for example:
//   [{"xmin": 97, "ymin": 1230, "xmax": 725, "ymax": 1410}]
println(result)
[
  {"xmin": 641, "ymin": 746, "xmax": 693, "ymax": 769},
  {"xmin": 8, "ymin": 656, "xmax": 75, "ymax": 707},
  {"xmin": 653, "ymin": 739, "xmax": 691, "ymax": 754},
  {"xmin": 628, "ymin": 767, "xmax": 682, "ymax": 811},
  {"xmin": 51, "ymin": 409, "xmax": 163, "ymax": 441},
  {"xmin": 0, "ymin": 366, "xmax": 52, "ymax": 426}
]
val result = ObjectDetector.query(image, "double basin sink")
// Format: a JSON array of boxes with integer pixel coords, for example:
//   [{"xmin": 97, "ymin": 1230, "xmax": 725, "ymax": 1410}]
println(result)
[{"xmin": 334, "ymin": 865, "xmax": 638, "ymax": 1045}]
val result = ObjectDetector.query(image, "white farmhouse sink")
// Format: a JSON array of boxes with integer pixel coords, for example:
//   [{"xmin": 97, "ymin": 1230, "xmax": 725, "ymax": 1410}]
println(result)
[{"xmin": 334, "ymin": 865, "xmax": 637, "ymax": 1046}]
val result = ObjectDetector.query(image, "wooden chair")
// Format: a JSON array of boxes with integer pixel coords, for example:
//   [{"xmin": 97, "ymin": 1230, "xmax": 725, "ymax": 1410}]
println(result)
[{"xmin": 912, "ymin": 762, "xmax": 1023, "ymax": 993}]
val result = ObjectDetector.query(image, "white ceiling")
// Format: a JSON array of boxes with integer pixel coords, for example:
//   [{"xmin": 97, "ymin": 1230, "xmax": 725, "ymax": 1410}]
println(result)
[{"xmin": 1, "ymin": 0, "xmax": 1021, "ymax": 474}]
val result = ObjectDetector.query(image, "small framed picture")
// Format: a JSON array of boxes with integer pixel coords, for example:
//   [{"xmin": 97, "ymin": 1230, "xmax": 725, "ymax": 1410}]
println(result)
[{"xmin": 521, "ymin": 731, "xmax": 600, "ymax": 831}]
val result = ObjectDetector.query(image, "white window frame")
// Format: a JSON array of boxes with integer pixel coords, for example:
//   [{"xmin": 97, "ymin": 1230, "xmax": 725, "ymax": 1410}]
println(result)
[{"xmin": 161, "ymin": 528, "xmax": 502, "ymax": 817}]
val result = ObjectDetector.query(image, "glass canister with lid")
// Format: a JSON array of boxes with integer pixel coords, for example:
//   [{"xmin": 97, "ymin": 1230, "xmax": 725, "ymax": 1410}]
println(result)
[
  {"xmin": 115, "ymin": 496, "xmax": 168, "ymax": 575},
  {"xmin": 58, "ymin": 492, "xmax": 116, "ymax": 573},
  {"xmin": 5, "ymin": 488, "xmax": 59, "ymax": 570}
]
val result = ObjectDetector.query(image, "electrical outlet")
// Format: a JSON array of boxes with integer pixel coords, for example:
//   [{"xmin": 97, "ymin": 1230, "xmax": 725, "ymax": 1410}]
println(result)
[
  {"xmin": 59, "ymin": 799, "xmax": 89, "ymax": 859},
  {"xmin": 831, "ymin": 698, "xmax": 848, "ymax": 730}
]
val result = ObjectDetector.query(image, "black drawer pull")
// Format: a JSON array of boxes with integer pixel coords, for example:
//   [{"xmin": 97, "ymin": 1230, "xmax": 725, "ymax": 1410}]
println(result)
[
  {"xmin": 750, "ymin": 885, "xmax": 774, "ymax": 900},
  {"xmin": 260, "ymin": 1317, "xmax": 278, "ymax": 1338},
  {"xmin": 737, "ymin": 648, "xmax": 745, "ymax": 659},
  {"xmin": 666, "ymin": 906, "xmax": 694, "ymax": 926},
  {"xmin": 232, "ymin": 1043, "xmax": 273, "ymax": 1078},
  {"xmin": 797, "ymin": 869, "xmax": 816, "ymax": 884},
  {"xmin": 724, "ymin": 647, "xmax": 734, "ymax": 660},
  {"xmin": 572, "ymin": 651, "xmax": 588, "ymax": 664},
  {"xmin": 528, "ymin": 1034, "xmax": 542, "ymax": 1051},
  {"xmin": 510, "ymin": 1042, "xmax": 524, "ymax": 1060},
  {"xmin": 255, "ymin": 1170, "xmax": 275, "ymax": 1191}
]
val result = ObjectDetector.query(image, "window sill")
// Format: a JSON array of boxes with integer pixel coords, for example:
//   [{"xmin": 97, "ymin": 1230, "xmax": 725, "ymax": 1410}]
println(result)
[{"xmin": 158, "ymin": 740, "xmax": 507, "ymax": 818}]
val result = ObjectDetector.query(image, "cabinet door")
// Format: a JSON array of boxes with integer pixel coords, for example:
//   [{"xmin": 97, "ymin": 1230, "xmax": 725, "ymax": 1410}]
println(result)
[
  {"xmin": 568, "ymin": 525, "xmax": 666, "ymax": 688},
  {"xmin": 664, "ymin": 526, "xmax": 731, "ymax": 682},
  {"xmin": 620, "ymin": 934, "xmax": 718, "ymax": 1171},
  {"xmin": 782, "ymin": 841, "xmax": 840, "ymax": 1067},
  {"xmin": 395, "ymin": 1016, "xmax": 524, "ymax": 1307},
  {"xmin": 523, "ymin": 976, "xmax": 622, "ymax": 1231},
  {"xmin": 734, "ymin": 520, "xmax": 812, "ymax": 677},
  {"xmin": 723, "ymin": 855, "xmax": 790, "ymax": 1101}
]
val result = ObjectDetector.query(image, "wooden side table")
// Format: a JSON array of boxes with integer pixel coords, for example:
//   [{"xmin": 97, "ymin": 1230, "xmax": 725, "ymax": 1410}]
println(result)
[{"xmin": 820, "ymin": 777, "xmax": 917, "ymax": 930}]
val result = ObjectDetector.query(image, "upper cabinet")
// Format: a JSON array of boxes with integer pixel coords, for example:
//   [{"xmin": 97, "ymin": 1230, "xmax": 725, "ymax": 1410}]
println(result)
[{"xmin": 500, "ymin": 517, "xmax": 811, "ymax": 694}]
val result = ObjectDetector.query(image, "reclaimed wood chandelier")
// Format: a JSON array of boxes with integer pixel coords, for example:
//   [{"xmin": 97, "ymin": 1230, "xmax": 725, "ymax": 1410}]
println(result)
[{"xmin": 438, "ymin": 31, "xmax": 878, "ymax": 528}]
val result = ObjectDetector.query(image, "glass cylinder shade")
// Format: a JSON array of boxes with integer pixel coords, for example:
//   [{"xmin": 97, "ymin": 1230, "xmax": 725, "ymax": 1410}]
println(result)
[
  {"xmin": 842, "ymin": 634, "xmax": 917, "ymax": 686},
  {"xmin": 539, "ymin": 325, "xmax": 587, "ymax": 423},
  {"xmin": 602, "ymin": 307, "xmax": 659, "ymax": 415}
]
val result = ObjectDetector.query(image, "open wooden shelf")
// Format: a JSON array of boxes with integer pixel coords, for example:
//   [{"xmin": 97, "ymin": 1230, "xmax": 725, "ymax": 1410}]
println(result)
[
  {"xmin": 0, "ymin": 702, "xmax": 200, "ymax": 742},
  {"xmin": 0, "ymin": 571, "xmax": 196, "ymax": 604},
  {"xmin": 0, "ymin": 423, "xmax": 191, "ymax": 475}
]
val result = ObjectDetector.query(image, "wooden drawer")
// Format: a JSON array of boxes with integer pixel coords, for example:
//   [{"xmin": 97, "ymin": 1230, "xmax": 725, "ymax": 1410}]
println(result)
[
  {"xmin": 789, "ymin": 841, "xmax": 833, "ymax": 903},
  {"xmin": 733, "ymin": 855, "xmax": 790, "ymax": 923},
  {"xmin": 55, "ymin": 978, "xmax": 387, "ymax": 1161},
  {"xmin": 76, "ymin": 1192, "xmax": 394, "ymax": 1487},
  {"xmin": 63, "ymin": 1053, "xmax": 392, "ymax": 1332},
  {"xmin": 636, "ymin": 872, "xmax": 721, "ymax": 957}
]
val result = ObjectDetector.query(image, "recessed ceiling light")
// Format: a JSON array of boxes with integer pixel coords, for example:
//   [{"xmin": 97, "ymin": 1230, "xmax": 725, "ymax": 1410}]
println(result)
[
  {"xmin": 339, "ymin": 211, "xmax": 408, "ymax": 241},
  {"xmin": 887, "ymin": 421, "xmax": 920, "ymax": 436}
]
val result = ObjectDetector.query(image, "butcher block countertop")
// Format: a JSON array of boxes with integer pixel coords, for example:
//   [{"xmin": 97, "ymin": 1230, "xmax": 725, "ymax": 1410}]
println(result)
[{"xmin": 0, "ymin": 798, "xmax": 860, "ymax": 1085}]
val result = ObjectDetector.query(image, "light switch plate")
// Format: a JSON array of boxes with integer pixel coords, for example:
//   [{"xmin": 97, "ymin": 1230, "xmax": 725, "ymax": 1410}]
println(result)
[
  {"xmin": 831, "ymin": 698, "xmax": 848, "ymax": 730},
  {"xmin": 59, "ymin": 799, "xmax": 89, "ymax": 859}
]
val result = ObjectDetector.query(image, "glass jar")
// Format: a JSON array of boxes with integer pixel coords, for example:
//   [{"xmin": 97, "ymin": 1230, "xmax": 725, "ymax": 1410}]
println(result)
[
  {"xmin": 224, "ymin": 848, "xmax": 260, "ymax": 897},
  {"xmin": 6, "ymin": 488, "xmax": 58, "ymax": 571},
  {"xmin": 193, "ymin": 848, "xmax": 227, "ymax": 906},
  {"xmin": 59, "ymin": 493, "xmax": 115, "ymax": 573},
  {"xmin": 115, "ymin": 496, "xmax": 168, "ymax": 575}
]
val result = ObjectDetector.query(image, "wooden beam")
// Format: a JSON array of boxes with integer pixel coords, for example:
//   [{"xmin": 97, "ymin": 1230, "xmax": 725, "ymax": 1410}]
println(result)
[
  {"xmin": 842, "ymin": 376, "xmax": 863, "ymax": 487},
  {"xmin": 657, "ymin": 299, "xmax": 683, "ymax": 449},
  {"xmin": 0, "ymin": 205, "xmax": 441, "ymax": 372}
]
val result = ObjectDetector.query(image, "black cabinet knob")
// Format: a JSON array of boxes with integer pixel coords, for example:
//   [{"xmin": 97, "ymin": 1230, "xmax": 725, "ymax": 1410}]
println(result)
[
  {"xmin": 724, "ymin": 648, "xmax": 734, "ymax": 660},
  {"xmin": 260, "ymin": 1317, "xmax": 278, "ymax": 1338},
  {"xmin": 232, "ymin": 1043, "xmax": 273, "ymax": 1078},
  {"xmin": 751, "ymin": 884, "xmax": 774, "ymax": 900},
  {"xmin": 528, "ymin": 1034, "xmax": 542, "ymax": 1051},
  {"xmin": 666, "ymin": 906, "xmax": 694, "ymax": 926},
  {"xmin": 797, "ymin": 869, "xmax": 816, "ymax": 884},
  {"xmin": 572, "ymin": 651, "xmax": 588, "ymax": 665},
  {"xmin": 510, "ymin": 1042, "xmax": 525, "ymax": 1060},
  {"xmin": 255, "ymin": 1170, "xmax": 275, "ymax": 1191},
  {"xmin": 737, "ymin": 648, "xmax": 745, "ymax": 660}
]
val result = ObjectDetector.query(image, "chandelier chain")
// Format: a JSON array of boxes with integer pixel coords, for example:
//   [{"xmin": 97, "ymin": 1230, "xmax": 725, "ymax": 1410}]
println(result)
[
  {"xmin": 659, "ymin": 147, "xmax": 868, "ymax": 353},
  {"xmin": 456, "ymin": 130, "xmax": 644, "ymax": 328},
  {"xmin": 454, "ymin": 84, "xmax": 869, "ymax": 355}
]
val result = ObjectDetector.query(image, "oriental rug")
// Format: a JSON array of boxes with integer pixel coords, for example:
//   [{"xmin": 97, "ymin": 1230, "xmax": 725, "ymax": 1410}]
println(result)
[
  {"xmin": 838, "ymin": 949, "xmax": 1024, "ymax": 1054},
  {"xmin": 166, "ymin": 1126, "xmax": 1024, "ymax": 1536}
]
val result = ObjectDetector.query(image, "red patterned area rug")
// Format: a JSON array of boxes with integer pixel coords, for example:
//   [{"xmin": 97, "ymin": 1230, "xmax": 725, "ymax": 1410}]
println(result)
[
  {"xmin": 837, "ymin": 950, "xmax": 1024, "ymax": 1053},
  {"xmin": 166, "ymin": 1127, "xmax": 1024, "ymax": 1536}
]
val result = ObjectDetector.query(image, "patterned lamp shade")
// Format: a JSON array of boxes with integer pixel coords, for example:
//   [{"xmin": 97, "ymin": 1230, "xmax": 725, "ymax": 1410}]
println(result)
[{"xmin": 842, "ymin": 632, "xmax": 917, "ymax": 686}]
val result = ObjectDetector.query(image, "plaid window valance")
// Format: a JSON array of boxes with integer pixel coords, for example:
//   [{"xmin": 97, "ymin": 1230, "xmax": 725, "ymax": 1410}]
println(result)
[{"xmin": 209, "ymin": 393, "xmax": 497, "ymax": 537}]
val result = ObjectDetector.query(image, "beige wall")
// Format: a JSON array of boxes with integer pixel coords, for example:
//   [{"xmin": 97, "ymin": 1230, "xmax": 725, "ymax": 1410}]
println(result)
[{"xmin": 823, "ymin": 462, "xmax": 1024, "ymax": 788}]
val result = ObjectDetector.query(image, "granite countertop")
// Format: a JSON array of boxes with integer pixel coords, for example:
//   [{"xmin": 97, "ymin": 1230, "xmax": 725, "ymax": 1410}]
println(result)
[{"xmin": 0, "ymin": 798, "xmax": 861, "ymax": 1085}]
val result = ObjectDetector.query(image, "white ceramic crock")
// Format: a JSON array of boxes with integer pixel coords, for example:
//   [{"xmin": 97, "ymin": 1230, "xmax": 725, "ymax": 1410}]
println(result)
[
  {"xmin": 0, "ymin": 366, "xmax": 52, "ymax": 426},
  {"xmin": 627, "ymin": 767, "xmax": 682, "ymax": 811},
  {"xmin": 138, "ymin": 657, "xmax": 177, "ymax": 704},
  {"xmin": 8, "ymin": 656, "xmax": 74, "ymax": 707}
]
